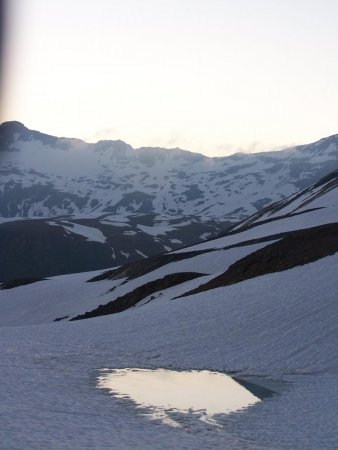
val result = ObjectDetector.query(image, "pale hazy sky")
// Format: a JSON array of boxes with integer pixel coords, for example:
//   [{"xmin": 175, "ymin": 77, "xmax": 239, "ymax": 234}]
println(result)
[{"xmin": 1, "ymin": 0, "xmax": 338, "ymax": 156}]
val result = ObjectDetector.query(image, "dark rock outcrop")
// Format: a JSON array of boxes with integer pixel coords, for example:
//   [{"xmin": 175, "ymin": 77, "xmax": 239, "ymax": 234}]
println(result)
[
  {"xmin": 180, "ymin": 222, "xmax": 338, "ymax": 297},
  {"xmin": 72, "ymin": 272, "xmax": 206, "ymax": 321}
]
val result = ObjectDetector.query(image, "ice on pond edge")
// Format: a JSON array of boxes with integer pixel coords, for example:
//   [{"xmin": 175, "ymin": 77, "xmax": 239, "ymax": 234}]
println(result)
[{"xmin": 97, "ymin": 368, "xmax": 280, "ymax": 428}]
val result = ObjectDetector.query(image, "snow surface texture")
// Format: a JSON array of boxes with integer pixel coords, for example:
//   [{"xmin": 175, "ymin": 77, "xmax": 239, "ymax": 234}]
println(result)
[
  {"xmin": 1, "ymin": 177, "xmax": 338, "ymax": 449},
  {"xmin": 0, "ymin": 254, "xmax": 337, "ymax": 449},
  {"xmin": 0, "ymin": 241, "xmax": 271, "ymax": 326}
]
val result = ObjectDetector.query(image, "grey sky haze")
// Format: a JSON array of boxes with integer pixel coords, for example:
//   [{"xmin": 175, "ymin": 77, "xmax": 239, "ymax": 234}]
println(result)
[{"xmin": 1, "ymin": 0, "xmax": 338, "ymax": 156}]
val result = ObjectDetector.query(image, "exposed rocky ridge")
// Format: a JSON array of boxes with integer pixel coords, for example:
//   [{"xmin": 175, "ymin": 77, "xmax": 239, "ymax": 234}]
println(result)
[
  {"xmin": 71, "ymin": 272, "xmax": 205, "ymax": 320},
  {"xmin": 87, "ymin": 249, "xmax": 212, "ymax": 283},
  {"xmin": 180, "ymin": 222, "xmax": 338, "ymax": 298}
]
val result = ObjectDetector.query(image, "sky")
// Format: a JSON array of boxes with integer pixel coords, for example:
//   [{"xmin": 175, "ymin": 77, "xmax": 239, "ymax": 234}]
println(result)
[{"xmin": 1, "ymin": 0, "xmax": 338, "ymax": 156}]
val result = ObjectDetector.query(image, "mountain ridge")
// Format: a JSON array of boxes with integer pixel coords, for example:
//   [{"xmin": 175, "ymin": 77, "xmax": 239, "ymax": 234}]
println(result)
[
  {"xmin": 1, "ymin": 121, "xmax": 338, "ymax": 220},
  {"xmin": 2, "ymin": 120, "xmax": 338, "ymax": 157},
  {"xmin": 1, "ymin": 122, "xmax": 338, "ymax": 280}
]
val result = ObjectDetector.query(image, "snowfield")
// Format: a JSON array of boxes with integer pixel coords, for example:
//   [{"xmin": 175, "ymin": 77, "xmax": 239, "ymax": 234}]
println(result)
[
  {"xmin": 0, "ymin": 240, "xmax": 274, "ymax": 327},
  {"xmin": 0, "ymin": 254, "xmax": 338, "ymax": 449},
  {"xmin": 47, "ymin": 221, "xmax": 107, "ymax": 244},
  {"xmin": 1, "ymin": 167, "xmax": 338, "ymax": 449}
]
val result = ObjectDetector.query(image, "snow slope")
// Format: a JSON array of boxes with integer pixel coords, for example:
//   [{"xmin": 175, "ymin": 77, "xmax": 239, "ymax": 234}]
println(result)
[
  {"xmin": 0, "ymin": 254, "xmax": 337, "ymax": 449},
  {"xmin": 0, "ymin": 241, "xmax": 272, "ymax": 326},
  {"xmin": 233, "ymin": 168, "xmax": 338, "ymax": 230},
  {"xmin": 0, "ymin": 172, "xmax": 338, "ymax": 448},
  {"xmin": 1, "ymin": 169, "xmax": 337, "ymax": 324}
]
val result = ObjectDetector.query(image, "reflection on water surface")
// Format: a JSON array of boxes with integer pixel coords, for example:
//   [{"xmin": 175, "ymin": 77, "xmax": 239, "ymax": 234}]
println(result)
[{"xmin": 98, "ymin": 368, "xmax": 263, "ymax": 427}]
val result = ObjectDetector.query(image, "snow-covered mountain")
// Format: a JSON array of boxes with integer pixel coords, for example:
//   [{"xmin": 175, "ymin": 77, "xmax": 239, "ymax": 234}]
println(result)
[
  {"xmin": 1, "ymin": 121, "xmax": 338, "ymax": 220},
  {"xmin": 1, "ymin": 121, "xmax": 338, "ymax": 281},
  {"xmin": 1, "ymin": 170, "xmax": 337, "ymax": 449}
]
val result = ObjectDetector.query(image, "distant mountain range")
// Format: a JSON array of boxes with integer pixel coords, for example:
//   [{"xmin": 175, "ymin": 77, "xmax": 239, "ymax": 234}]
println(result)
[
  {"xmin": 1, "ymin": 121, "xmax": 338, "ymax": 281},
  {"xmin": 2, "ymin": 167, "xmax": 338, "ymax": 324}
]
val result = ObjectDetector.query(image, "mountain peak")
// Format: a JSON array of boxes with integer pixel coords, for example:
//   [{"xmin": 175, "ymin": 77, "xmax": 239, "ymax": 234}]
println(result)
[
  {"xmin": 0, "ymin": 121, "xmax": 31, "ymax": 148},
  {"xmin": 0, "ymin": 121, "xmax": 27, "ymax": 132}
]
